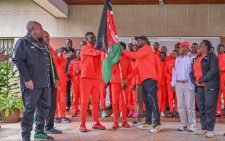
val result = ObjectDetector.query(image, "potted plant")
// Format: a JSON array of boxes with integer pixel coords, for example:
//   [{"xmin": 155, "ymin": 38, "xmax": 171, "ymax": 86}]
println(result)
[{"xmin": 0, "ymin": 61, "xmax": 23, "ymax": 123}]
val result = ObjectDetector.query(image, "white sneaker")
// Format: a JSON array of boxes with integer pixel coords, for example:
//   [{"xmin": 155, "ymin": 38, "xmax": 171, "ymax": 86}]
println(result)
[
  {"xmin": 160, "ymin": 112, "xmax": 166, "ymax": 117},
  {"xmin": 178, "ymin": 126, "xmax": 186, "ymax": 131},
  {"xmin": 188, "ymin": 127, "xmax": 196, "ymax": 132},
  {"xmin": 149, "ymin": 123, "xmax": 162, "ymax": 133},
  {"xmin": 138, "ymin": 123, "xmax": 151, "ymax": 130},
  {"xmin": 195, "ymin": 129, "xmax": 207, "ymax": 135},
  {"xmin": 205, "ymin": 131, "xmax": 215, "ymax": 138}
]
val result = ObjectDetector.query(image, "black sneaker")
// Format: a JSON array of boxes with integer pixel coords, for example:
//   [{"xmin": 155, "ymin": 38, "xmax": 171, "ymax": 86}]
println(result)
[
  {"xmin": 166, "ymin": 112, "xmax": 174, "ymax": 118},
  {"xmin": 61, "ymin": 117, "xmax": 71, "ymax": 123},
  {"xmin": 22, "ymin": 137, "xmax": 31, "ymax": 141},
  {"xmin": 54, "ymin": 118, "xmax": 61, "ymax": 123},
  {"xmin": 133, "ymin": 120, "xmax": 142, "ymax": 126}
]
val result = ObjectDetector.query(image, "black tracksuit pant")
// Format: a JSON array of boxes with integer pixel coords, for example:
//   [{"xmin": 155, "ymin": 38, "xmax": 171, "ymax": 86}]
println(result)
[
  {"xmin": 196, "ymin": 87, "xmax": 219, "ymax": 131},
  {"xmin": 66, "ymin": 80, "xmax": 71, "ymax": 108},
  {"xmin": 142, "ymin": 78, "xmax": 161, "ymax": 125},
  {"xmin": 21, "ymin": 88, "xmax": 51, "ymax": 140}
]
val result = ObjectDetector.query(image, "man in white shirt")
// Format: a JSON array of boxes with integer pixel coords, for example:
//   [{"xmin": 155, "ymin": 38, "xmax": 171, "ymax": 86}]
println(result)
[{"xmin": 172, "ymin": 41, "xmax": 196, "ymax": 132}]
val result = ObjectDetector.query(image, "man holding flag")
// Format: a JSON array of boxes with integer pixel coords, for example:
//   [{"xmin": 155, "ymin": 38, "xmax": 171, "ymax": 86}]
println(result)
[{"xmin": 79, "ymin": 32, "xmax": 106, "ymax": 132}]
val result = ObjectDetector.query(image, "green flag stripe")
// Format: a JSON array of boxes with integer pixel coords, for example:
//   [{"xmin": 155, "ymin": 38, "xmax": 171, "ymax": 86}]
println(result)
[{"xmin": 102, "ymin": 43, "xmax": 122, "ymax": 83}]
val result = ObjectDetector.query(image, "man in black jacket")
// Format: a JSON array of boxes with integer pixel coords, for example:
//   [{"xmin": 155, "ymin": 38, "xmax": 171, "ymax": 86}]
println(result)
[
  {"xmin": 190, "ymin": 40, "xmax": 219, "ymax": 138},
  {"xmin": 37, "ymin": 30, "xmax": 62, "ymax": 134},
  {"xmin": 13, "ymin": 21, "xmax": 55, "ymax": 141},
  {"xmin": 65, "ymin": 39, "xmax": 76, "ymax": 110}
]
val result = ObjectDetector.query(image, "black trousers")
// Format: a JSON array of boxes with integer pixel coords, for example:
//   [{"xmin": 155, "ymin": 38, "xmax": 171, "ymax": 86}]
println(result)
[
  {"xmin": 142, "ymin": 79, "xmax": 160, "ymax": 125},
  {"xmin": 66, "ymin": 80, "xmax": 71, "ymax": 108},
  {"xmin": 21, "ymin": 88, "xmax": 51, "ymax": 140},
  {"xmin": 196, "ymin": 87, "xmax": 219, "ymax": 131},
  {"xmin": 45, "ymin": 85, "xmax": 57, "ymax": 130}
]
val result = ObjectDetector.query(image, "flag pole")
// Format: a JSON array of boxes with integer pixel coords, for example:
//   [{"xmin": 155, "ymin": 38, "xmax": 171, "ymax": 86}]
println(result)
[{"xmin": 118, "ymin": 63, "xmax": 126, "ymax": 105}]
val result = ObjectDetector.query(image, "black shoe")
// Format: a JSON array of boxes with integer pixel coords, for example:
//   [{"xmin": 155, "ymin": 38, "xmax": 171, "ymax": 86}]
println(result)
[
  {"xmin": 166, "ymin": 112, "xmax": 174, "ymax": 118},
  {"xmin": 54, "ymin": 118, "xmax": 61, "ymax": 123},
  {"xmin": 22, "ymin": 137, "xmax": 30, "ymax": 141},
  {"xmin": 45, "ymin": 128, "xmax": 62, "ymax": 134},
  {"xmin": 61, "ymin": 117, "xmax": 71, "ymax": 123},
  {"xmin": 34, "ymin": 133, "xmax": 54, "ymax": 140}
]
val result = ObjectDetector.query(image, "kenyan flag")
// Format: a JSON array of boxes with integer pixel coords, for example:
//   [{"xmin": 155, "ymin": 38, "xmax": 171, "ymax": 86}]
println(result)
[{"xmin": 95, "ymin": 0, "xmax": 122, "ymax": 84}]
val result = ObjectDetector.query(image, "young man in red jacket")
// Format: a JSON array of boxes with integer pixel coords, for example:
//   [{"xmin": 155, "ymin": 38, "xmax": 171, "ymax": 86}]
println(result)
[
  {"xmin": 165, "ymin": 50, "xmax": 179, "ymax": 118},
  {"xmin": 54, "ymin": 47, "xmax": 71, "ymax": 123},
  {"xmin": 158, "ymin": 52, "xmax": 167, "ymax": 117},
  {"xmin": 110, "ymin": 42, "xmax": 132, "ymax": 129},
  {"xmin": 68, "ymin": 49, "xmax": 81, "ymax": 117},
  {"xmin": 79, "ymin": 32, "xmax": 105, "ymax": 132},
  {"xmin": 123, "ymin": 36, "xmax": 161, "ymax": 133}
]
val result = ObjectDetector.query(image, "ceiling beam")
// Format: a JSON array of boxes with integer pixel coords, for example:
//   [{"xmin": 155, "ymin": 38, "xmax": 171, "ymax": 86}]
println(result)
[
  {"xmin": 63, "ymin": 0, "xmax": 225, "ymax": 5},
  {"xmin": 33, "ymin": 0, "xmax": 68, "ymax": 18}
]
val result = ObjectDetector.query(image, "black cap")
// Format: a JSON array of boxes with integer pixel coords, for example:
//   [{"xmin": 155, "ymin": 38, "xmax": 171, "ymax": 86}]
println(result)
[{"xmin": 135, "ymin": 36, "xmax": 148, "ymax": 42}]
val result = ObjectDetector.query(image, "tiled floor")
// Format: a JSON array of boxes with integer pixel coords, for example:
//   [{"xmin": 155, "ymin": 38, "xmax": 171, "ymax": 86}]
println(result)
[{"xmin": 0, "ymin": 117, "xmax": 224, "ymax": 141}]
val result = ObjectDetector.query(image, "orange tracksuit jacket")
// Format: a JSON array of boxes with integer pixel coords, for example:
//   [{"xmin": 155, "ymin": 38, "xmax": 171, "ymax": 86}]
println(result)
[
  {"xmin": 110, "ymin": 55, "xmax": 132, "ymax": 122},
  {"xmin": 80, "ymin": 43, "xmax": 101, "ymax": 123},
  {"xmin": 123, "ymin": 44, "xmax": 160, "ymax": 83},
  {"xmin": 68, "ymin": 58, "xmax": 81, "ymax": 115}
]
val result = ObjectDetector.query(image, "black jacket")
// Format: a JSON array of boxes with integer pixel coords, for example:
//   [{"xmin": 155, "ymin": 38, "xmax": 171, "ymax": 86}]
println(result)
[
  {"xmin": 13, "ymin": 35, "xmax": 58, "ymax": 92},
  {"xmin": 65, "ymin": 47, "xmax": 76, "ymax": 75},
  {"xmin": 190, "ymin": 52, "xmax": 220, "ymax": 90}
]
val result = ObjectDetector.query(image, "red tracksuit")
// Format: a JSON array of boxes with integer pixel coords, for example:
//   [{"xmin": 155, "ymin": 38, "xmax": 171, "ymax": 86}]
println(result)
[
  {"xmin": 217, "ymin": 54, "xmax": 225, "ymax": 113},
  {"xmin": 80, "ymin": 43, "xmax": 101, "ymax": 124},
  {"xmin": 158, "ymin": 60, "xmax": 167, "ymax": 112},
  {"xmin": 110, "ymin": 55, "xmax": 132, "ymax": 122},
  {"xmin": 54, "ymin": 55, "xmax": 68, "ymax": 118},
  {"xmin": 127, "ymin": 60, "xmax": 137, "ymax": 114},
  {"xmin": 165, "ymin": 58, "xmax": 177, "ymax": 112},
  {"xmin": 68, "ymin": 58, "xmax": 81, "ymax": 115}
]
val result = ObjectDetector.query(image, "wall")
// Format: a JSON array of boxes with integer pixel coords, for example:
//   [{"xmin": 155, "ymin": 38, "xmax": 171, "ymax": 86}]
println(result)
[{"xmin": 1, "ymin": 0, "xmax": 225, "ymax": 38}]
